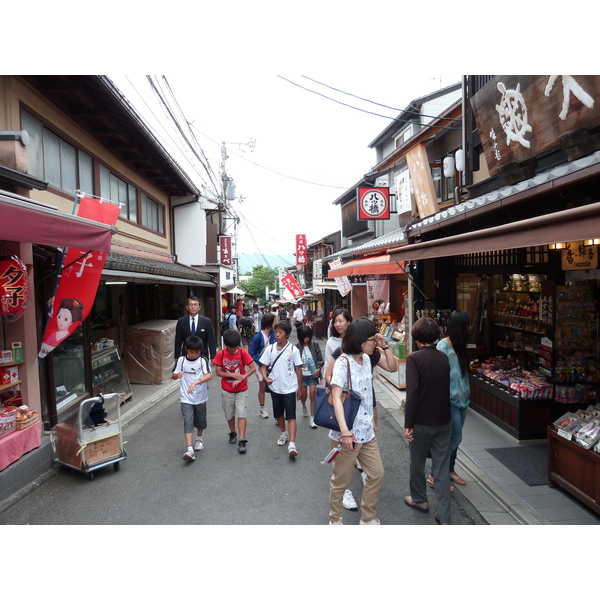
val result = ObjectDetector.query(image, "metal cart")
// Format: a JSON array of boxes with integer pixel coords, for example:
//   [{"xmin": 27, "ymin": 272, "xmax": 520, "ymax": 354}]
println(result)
[{"xmin": 52, "ymin": 392, "xmax": 127, "ymax": 480}]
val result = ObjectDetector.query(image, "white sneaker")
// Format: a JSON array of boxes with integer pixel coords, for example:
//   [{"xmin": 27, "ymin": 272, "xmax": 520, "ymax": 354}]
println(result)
[
  {"xmin": 361, "ymin": 472, "xmax": 367, "ymax": 486},
  {"xmin": 194, "ymin": 439, "xmax": 204, "ymax": 451},
  {"xmin": 355, "ymin": 459, "xmax": 363, "ymax": 471},
  {"xmin": 259, "ymin": 407, "xmax": 269, "ymax": 419},
  {"xmin": 288, "ymin": 442, "xmax": 298, "ymax": 457},
  {"xmin": 342, "ymin": 489, "xmax": 358, "ymax": 511},
  {"xmin": 309, "ymin": 417, "xmax": 318, "ymax": 429},
  {"xmin": 329, "ymin": 519, "xmax": 343, "ymax": 525},
  {"xmin": 183, "ymin": 449, "xmax": 195, "ymax": 461},
  {"xmin": 302, "ymin": 404, "xmax": 309, "ymax": 417},
  {"xmin": 359, "ymin": 518, "xmax": 381, "ymax": 525},
  {"xmin": 277, "ymin": 431, "xmax": 289, "ymax": 446}
]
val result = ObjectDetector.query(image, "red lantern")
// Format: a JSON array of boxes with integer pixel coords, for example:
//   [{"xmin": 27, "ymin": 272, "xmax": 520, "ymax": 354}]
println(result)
[{"xmin": 0, "ymin": 256, "xmax": 29, "ymax": 322}]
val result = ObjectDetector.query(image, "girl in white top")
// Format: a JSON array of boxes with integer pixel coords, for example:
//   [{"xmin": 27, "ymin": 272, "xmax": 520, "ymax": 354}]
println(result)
[{"xmin": 324, "ymin": 308, "xmax": 352, "ymax": 383}]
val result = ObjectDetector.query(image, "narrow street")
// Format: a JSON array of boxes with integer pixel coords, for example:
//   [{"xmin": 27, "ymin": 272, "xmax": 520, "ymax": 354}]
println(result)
[{"xmin": 0, "ymin": 333, "xmax": 485, "ymax": 526}]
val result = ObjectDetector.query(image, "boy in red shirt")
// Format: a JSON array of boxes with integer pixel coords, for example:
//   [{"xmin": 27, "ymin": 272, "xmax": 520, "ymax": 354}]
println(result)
[{"xmin": 213, "ymin": 328, "xmax": 256, "ymax": 453}]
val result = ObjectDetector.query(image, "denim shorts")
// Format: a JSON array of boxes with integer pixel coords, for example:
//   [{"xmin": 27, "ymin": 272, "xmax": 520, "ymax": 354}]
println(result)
[
  {"xmin": 302, "ymin": 374, "xmax": 320, "ymax": 387},
  {"xmin": 181, "ymin": 402, "xmax": 207, "ymax": 434}
]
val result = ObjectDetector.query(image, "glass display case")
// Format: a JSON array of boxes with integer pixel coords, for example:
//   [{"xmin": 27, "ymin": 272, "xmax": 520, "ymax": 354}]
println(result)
[
  {"xmin": 92, "ymin": 346, "xmax": 132, "ymax": 401},
  {"xmin": 52, "ymin": 325, "xmax": 87, "ymax": 415}
]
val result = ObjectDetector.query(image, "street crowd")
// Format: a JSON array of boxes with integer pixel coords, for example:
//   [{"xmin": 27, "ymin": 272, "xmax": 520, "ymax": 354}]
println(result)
[{"xmin": 171, "ymin": 296, "xmax": 471, "ymax": 525}]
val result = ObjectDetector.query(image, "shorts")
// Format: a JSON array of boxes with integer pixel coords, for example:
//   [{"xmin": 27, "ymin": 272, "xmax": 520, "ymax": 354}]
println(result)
[
  {"xmin": 302, "ymin": 374, "xmax": 320, "ymax": 387},
  {"xmin": 242, "ymin": 336, "xmax": 253, "ymax": 346},
  {"xmin": 221, "ymin": 389, "xmax": 248, "ymax": 421},
  {"xmin": 181, "ymin": 402, "xmax": 207, "ymax": 434},
  {"xmin": 271, "ymin": 391, "xmax": 297, "ymax": 420},
  {"xmin": 254, "ymin": 361, "xmax": 265, "ymax": 382}
]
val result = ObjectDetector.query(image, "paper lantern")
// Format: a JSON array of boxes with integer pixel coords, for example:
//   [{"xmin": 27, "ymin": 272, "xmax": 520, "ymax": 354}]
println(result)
[{"xmin": 0, "ymin": 256, "xmax": 29, "ymax": 322}]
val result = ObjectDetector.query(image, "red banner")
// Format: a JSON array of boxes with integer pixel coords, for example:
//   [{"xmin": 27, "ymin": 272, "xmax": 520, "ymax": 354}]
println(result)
[
  {"xmin": 296, "ymin": 234, "xmax": 307, "ymax": 265},
  {"xmin": 38, "ymin": 197, "xmax": 120, "ymax": 358},
  {"xmin": 220, "ymin": 236, "xmax": 232, "ymax": 266},
  {"xmin": 281, "ymin": 272, "xmax": 304, "ymax": 299}
]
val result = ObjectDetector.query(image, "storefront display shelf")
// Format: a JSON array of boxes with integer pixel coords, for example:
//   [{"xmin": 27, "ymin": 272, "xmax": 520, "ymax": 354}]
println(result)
[
  {"xmin": 547, "ymin": 426, "xmax": 600, "ymax": 516},
  {"xmin": 0, "ymin": 380, "xmax": 21, "ymax": 392}
]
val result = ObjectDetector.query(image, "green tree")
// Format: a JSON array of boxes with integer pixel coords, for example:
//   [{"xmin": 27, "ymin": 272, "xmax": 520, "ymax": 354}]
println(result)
[{"xmin": 240, "ymin": 265, "xmax": 279, "ymax": 302}]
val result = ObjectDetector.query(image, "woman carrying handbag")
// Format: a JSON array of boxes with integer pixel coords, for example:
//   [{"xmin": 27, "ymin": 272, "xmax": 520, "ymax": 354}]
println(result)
[{"xmin": 327, "ymin": 318, "xmax": 385, "ymax": 525}]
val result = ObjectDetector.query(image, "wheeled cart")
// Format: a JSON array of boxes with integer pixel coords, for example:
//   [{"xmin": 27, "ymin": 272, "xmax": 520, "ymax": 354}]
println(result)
[{"xmin": 52, "ymin": 392, "xmax": 127, "ymax": 480}]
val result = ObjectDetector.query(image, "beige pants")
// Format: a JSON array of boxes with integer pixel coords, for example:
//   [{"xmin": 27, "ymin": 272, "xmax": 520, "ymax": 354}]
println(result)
[{"xmin": 328, "ymin": 437, "xmax": 384, "ymax": 523}]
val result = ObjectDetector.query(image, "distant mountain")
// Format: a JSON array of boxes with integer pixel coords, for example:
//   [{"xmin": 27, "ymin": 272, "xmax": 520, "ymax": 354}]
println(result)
[{"xmin": 238, "ymin": 253, "xmax": 295, "ymax": 274}]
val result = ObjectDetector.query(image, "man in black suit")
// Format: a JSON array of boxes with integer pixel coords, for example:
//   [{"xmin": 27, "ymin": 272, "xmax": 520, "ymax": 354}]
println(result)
[{"xmin": 174, "ymin": 296, "xmax": 216, "ymax": 362}]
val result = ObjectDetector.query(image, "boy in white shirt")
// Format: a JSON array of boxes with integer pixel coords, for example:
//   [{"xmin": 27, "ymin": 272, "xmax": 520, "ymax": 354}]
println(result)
[
  {"xmin": 172, "ymin": 336, "xmax": 212, "ymax": 462},
  {"xmin": 260, "ymin": 321, "xmax": 303, "ymax": 457}
]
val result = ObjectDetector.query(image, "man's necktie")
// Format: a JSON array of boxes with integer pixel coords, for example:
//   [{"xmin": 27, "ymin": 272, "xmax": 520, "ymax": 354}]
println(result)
[{"xmin": 191, "ymin": 317, "xmax": 196, "ymax": 335}]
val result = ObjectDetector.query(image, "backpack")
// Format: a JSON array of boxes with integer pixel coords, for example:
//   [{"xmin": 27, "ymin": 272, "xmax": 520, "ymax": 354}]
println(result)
[
  {"xmin": 220, "ymin": 316, "xmax": 230, "ymax": 337},
  {"xmin": 241, "ymin": 317, "xmax": 255, "ymax": 338}
]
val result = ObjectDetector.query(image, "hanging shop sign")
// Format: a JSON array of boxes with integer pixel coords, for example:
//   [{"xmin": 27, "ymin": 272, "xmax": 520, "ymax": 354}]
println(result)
[
  {"xmin": 280, "ymin": 272, "xmax": 304, "ymax": 299},
  {"xmin": 219, "ymin": 236, "xmax": 232, "ymax": 266},
  {"xmin": 38, "ymin": 197, "xmax": 121, "ymax": 359},
  {"xmin": 0, "ymin": 255, "xmax": 29, "ymax": 322},
  {"xmin": 471, "ymin": 75, "xmax": 600, "ymax": 177},
  {"xmin": 561, "ymin": 241, "xmax": 598, "ymax": 270},
  {"xmin": 357, "ymin": 187, "xmax": 391, "ymax": 220},
  {"xmin": 328, "ymin": 258, "xmax": 352, "ymax": 297},
  {"xmin": 296, "ymin": 234, "xmax": 307, "ymax": 265},
  {"xmin": 405, "ymin": 143, "xmax": 438, "ymax": 219},
  {"xmin": 394, "ymin": 171, "xmax": 412, "ymax": 216},
  {"xmin": 367, "ymin": 275, "xmax": 390, "ymax": 315}
]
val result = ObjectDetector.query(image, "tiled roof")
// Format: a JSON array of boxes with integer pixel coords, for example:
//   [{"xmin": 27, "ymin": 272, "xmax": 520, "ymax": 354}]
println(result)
[{"xmin": 105, "ymin": 252, "xmax": 213, "ymax": 281}]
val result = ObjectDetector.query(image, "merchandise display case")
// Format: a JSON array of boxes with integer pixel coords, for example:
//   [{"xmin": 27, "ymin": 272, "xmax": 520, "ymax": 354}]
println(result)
[{"xmin": 92, "ymin": 346, "xmax": 132, "ymax": 401}]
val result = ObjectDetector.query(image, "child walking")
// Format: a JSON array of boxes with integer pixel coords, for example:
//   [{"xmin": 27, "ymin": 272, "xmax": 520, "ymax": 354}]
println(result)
[
  {"xmin": 260, "ymin": 321, "xmax": 303, "ymax": 457},
  {"xmin": 172, "ymin": 336, "xmax": 212, "ymax": 462},
  {"xmin": 213, "ymin": 328, "xmax": 256, "ymax": 453},
  {"xmin": 295, "ymin": 324, "xmax": 324, "ymax": 428}
]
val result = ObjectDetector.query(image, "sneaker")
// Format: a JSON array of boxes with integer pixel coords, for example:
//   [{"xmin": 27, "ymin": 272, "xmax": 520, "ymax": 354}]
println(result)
[
  {"xmin": 277, "ymin": 431, "xmax": 289, "ymax": 446},
  {"xmin": 302, "ymin": 404, "xmax": 309, "ymax": 417},
  {"xmin": 288, "ymin": 442, "xmax": 298, "ymax": 457},
  {"xmin": 359, "ymin": 518, "xmax": 381, "ymax": 525},
  {"xmin": 183, "ymin": 449, "xmax": 195, "ymax": 461},
  {"xmin": 355, "ymin": 458, "xmax": 363, "ymax": 471},
  {"xmin": 259, "ymin": 406, "xmax": 269, "ymax": 419},
  {"xmin": 309, "ymin": 417, "xmax": 318, "ymax": 429},
  {"xmin": 342, "ymin": 489, "xmax": 358, "ymax": 511},
  {"xmin": 229, "ymin": 431, "xmax": 237, "ymax": 444},
  {"xmin": 329, "ymin": 519, "xmax": 343, "ymax": 525},
  {"xmin": 361, "ymin": 472, "xmax": 367, "ymax": 486},
  {"xmin": 238, "ymin": 440, "xmax": 247, "ymax": 454},
  {"xmin": 194, "ymin": 439, "xmax": 204, "ymax": 451}
]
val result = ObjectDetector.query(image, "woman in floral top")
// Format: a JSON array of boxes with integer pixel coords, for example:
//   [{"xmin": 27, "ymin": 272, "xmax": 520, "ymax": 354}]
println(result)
[{"xmin": 328, "ymin": 318, "xmax": 384, "ymax": 525}]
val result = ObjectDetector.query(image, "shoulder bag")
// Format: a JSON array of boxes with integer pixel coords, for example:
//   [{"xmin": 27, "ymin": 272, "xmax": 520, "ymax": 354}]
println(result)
[{"xmin": 313, "ymin": 355, "xmax": 363, "ymax": 432}]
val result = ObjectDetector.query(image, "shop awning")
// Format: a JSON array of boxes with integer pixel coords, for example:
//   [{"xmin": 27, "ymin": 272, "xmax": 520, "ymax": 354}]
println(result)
[
  {"xmin": 327, "ymin": 253, "xmax": 407, "ymax": 278},
  {"xmin": 388, "ymin": 202, "xmax": 600, "ymax": 262},
  {"xmin": 0, "ymin": 192, "xmax": 116, "ymax": 252}
]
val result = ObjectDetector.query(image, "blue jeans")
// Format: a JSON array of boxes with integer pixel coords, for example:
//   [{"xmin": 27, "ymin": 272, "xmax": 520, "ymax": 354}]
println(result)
[{"xmin": 449, "ymin": 405, "xmax": 468, "ymax": 473}]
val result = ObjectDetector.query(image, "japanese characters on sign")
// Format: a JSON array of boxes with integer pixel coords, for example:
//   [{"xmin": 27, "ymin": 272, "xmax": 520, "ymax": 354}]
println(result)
[
  {"xmin": 394, "ymin": 171, "xmax": 412, "ymax": 215},
  {"xmin": 366, "ymin": 275, "xmax": 390, "ymax": 315},
  {"xmin": 0, "ymin": 256, "xmax": 29, "ymax": 322},
  {"xmin": 561, "ymin": 241, "xmax": 598, "ymax": 270},
  {"xmin": 328, "ymin": 258, "xmax": 352, "ymax": 297},
  {"xmin": 39, "ymin": 197, "xmax": 121, "ymax": 359},
  {"xmin": 281, "ymin": 272, "xmax": 304, "ymax": 299},
  {"xmin": 296, "ymin": 234, "xmax": 307, "ymax": 265},
  {"xmin": 219, "ymin": 235, "xmax": 232, "ymax": 266},
  {"xmin": 357, "ymin": 187, "xmax": 391, "ymax": 220},
  {"xmin": 405, "ymin": 143, "xmax": 438, "ymax": 219}
]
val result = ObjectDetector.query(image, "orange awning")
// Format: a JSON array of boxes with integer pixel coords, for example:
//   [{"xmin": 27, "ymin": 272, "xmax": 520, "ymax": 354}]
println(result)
[{"xmin": 327, "ymin": 254, "xmax": 407, "ymax": 278}]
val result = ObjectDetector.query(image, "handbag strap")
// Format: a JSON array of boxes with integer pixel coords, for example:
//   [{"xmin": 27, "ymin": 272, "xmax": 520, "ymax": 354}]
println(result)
[
  {"xmin": 268, "ymin": 342, "xmax": 289, "ymax": 370},
  {"xmin": 340, "ymin": 354, "xmax": 353, "ymax": 394}
]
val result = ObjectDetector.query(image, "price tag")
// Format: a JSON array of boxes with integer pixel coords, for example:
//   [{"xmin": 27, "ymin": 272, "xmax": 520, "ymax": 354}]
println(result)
[{"xmin": 557, "ymin": 428, "xmax": 572, "ymax": 441}]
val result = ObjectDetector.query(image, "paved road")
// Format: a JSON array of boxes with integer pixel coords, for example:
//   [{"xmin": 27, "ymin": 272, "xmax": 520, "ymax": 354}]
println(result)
[{"xmin": 0, "ymin": 336, "xmax": 486, "ymax": 526}]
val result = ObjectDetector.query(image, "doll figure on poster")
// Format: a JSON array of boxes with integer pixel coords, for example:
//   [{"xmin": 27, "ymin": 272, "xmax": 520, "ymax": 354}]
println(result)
[{"xmin": 46, "ymin": 298, "xmax": 84, "ymax": 346}]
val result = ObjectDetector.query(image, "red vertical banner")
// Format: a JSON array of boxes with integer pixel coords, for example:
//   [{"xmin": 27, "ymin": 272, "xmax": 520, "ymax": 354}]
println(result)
[
  {"xmin": 296, "ymin": 234, "xmax": 307, "ymax": 265},
  {"xmin": 281, "ymin": 273, "xmax": 304, "ymax": 299},
  {"xmin": 220, "ymin": 235, "xmax": 232, "ymax": 266},
  {"xmin": 38, "ymin": 197, "xmax": 120, "ymax": 359}
]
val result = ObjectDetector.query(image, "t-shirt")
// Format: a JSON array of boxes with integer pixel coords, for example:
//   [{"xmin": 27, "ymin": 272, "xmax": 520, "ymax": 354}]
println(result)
[
  {"xmin": 227, "ymin": 312, "xmax": 238, "ymax": 330},
  {"xmin": 213, "ymin": 347, "xmax": 254, "ymax": 393},
  {"xmin": 252, "ymin": 311, "xmax": 262, "ymax": 331},
  {"xmin": 174, "ymin": 355, "xmax": 210, "ymax": 405},
  {"xmin": 293, "ymin": 307, "xmax": 304, "ymax": 324},
  {"xmin": 259, "ymin": 342, "xmax": 302, "ymax": 394},
  {"xmin": 300, "ymin": 345, "xmax": 317, "ymax": 376}
]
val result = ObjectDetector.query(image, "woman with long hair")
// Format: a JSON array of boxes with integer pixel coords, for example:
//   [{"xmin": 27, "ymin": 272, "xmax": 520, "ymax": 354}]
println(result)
[
  {"xmin": 324, "ymin": 308, "xmax": 352, "ymax": 381},
  {"xmin": 428, "ymin": 310, "xmax": 471, "ymax": 488},
  {"xmin": 328, "ymin": 318, "xmax": 385, "ymax": 525}
]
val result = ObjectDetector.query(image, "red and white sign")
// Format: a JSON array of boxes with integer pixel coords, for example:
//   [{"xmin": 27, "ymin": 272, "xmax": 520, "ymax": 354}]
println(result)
[
  {"xmin": 281, "ymin": 273, "xmax": 304, "ymax": 299},
  {"xmin": 219, "ymin": 235, "xmax": 232, "ymax": 266},
  {"xmin": 296, "ymin": 234, "xmax": 307, "ymax": 265},
  {"xmin": 38, "ymin": 197, "xmax": 120, "ymax": 359},
  {"xmin": 328, "ymin": 258, "xmax": 352, "ymax": 297},
  {"xmin": 357, "ymin": 187, "xmax": 390, "ymax": 220},
  {"xmin": 0, "ymin": 256, "xmax": 29, "ymax": 322}
]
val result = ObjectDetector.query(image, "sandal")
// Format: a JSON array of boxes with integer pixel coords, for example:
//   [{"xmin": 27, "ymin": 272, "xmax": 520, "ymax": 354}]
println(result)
[{"xmin": 450, "ymin": 473, "xmax": 467, "ymax": 486}]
